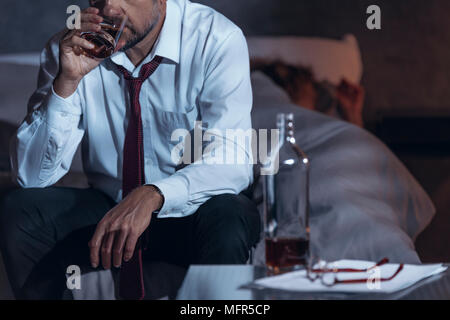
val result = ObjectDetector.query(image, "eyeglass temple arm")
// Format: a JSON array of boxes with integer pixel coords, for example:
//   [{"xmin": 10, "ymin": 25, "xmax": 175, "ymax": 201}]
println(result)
[
  {"xmin": 334, "ymin": 263, "xmax": 404, "ymax": 285},
  {"xmin": 311, "ymin": 257, "xmax": 390, "ymax": 274}
]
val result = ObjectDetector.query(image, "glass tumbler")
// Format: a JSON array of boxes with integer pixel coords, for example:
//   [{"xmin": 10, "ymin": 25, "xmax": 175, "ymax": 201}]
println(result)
[{"xmin": 80, "ymin": 4, "xmax": 127, "ymax": 59}]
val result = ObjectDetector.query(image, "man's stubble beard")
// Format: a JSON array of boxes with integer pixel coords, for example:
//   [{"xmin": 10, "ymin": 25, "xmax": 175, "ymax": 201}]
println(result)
[{"xmin": 120, "ymin": 7, "xmax": 162, "ymax": 52}]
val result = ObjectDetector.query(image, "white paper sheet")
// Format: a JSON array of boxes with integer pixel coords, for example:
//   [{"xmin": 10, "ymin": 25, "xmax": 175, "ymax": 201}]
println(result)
[{"xmin": 253, "ymin": 260, "xmax": 447, "ymax": 293}]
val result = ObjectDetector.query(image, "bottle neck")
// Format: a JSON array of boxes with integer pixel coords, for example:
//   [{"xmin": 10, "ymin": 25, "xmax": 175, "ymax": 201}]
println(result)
[
  {"xmin": 285, "ymin": 118, "xmax": 295, "ymax": 142},
  {"xmin": 277, "ymin": 114, "xmax": 295, "ymax": 143}
]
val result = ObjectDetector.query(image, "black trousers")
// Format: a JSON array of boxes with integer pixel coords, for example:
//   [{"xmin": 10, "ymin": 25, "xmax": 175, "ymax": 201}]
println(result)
[{"xmin": 0, "ymin": 187, "xmax": 261, "ymax": 299}]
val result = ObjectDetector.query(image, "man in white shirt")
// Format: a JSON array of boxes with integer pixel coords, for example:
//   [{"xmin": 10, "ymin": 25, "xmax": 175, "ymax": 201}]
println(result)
[{"xmin": 0, "ymin": 0, "xmax": 260, "ymax": 299}]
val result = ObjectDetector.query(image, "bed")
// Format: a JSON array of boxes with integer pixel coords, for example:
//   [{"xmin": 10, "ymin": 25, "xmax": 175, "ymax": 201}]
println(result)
[
  {"xmin": 250, "ymin": 70, "xmax": 435, "ymax": 266},
  {"xmin": 0, "ymin": 34, "xmax": 436, "ymax": 299}
]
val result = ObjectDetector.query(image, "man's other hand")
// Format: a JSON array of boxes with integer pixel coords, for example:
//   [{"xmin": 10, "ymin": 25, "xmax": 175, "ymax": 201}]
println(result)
[{"xmin": 88, "ymin": 185, "xmax": 164, "ymax": 269}]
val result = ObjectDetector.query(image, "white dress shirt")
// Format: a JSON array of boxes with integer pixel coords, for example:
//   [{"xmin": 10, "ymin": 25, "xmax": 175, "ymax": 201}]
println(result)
[{"xmin": 10, "ymin": 0, "xmax": 253, "ymax": 218}]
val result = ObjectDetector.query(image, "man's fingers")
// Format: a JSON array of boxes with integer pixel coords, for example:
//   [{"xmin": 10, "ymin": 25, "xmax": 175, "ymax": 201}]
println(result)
[
  {"xmin": 101, "ymin": 231, "xmax": 116, "ymax": 270},
  {"xmin": 81, "ymin": 12, "xmax": 103, "ymax": 24},
  {"xmin": 123, "ymin": 232, "xmax": 140, "ymax": 262},
  {"xmin": 89, "ymin": 223, "xmax": 106, "ymax": 268},
  {"xmin": 112, "ymin": 229, "xmax": 128, "ymax": 268},
  {"xmin": 61, "ymin": 31, "xmax": 95, "ymax": 57},
  {"xmin": 83, "ymin": 7, "xmax": 101, "ymax": 18},
  {"xmin": 84, "ymin": 7, "xmax": 99, "ymax": 15},
  {"xmin": 66, "ymin": 35, "xmax": 95, "ymax": 51},
  {"xmin": 80, "ymin": 22, "xmax": 101, "ymax": 33},
  {"xmin": 62, "ymin": 29, "xmax": 78, "ymax": 41},
  {"xmin": 73, "ymin": 45, "xmax": 83, "ymax": 56}
]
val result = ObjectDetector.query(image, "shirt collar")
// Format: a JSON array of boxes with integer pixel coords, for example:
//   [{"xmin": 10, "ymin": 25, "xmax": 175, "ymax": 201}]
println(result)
[{"xmin": 110, "ymin": 0, "xmax": 181, "ymax": 73}]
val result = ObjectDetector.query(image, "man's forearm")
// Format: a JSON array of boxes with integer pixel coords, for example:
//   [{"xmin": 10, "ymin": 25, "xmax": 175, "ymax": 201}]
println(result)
[{"xmin": 12, "ymin": 83, "xmax": 84, "ymax": 187}]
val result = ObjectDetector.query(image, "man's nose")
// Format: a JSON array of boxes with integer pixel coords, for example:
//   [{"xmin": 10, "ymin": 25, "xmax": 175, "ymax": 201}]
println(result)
[{"xmin": 102, "ymin": 0, "xmax": 122, "ymax": 18}]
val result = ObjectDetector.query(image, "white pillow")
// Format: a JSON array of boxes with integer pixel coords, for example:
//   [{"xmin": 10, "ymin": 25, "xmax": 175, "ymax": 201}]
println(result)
[{"xmin": 247, "ymin": 34, "xmax": 363, "ymax": 85}]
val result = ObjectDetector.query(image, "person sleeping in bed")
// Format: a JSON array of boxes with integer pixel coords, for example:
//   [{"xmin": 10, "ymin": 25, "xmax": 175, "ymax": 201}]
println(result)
[{"xmin": 251, "ymin": 60, "xmax": 365, "ymax": 128}]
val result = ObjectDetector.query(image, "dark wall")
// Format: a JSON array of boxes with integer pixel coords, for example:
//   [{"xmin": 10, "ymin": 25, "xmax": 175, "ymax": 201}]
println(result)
[
  {"xmin": 2, "ymin": 0, "xmax": 450, "ymax": 121},
  {"xmin": 0, "ymin": 0, "xmax": 85, "ymax": 53}
]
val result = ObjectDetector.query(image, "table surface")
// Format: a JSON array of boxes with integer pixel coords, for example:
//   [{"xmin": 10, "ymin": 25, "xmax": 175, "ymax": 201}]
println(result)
[{"xmin": 176, "ymin": 264, "xmax": 450, "ymax": 300}]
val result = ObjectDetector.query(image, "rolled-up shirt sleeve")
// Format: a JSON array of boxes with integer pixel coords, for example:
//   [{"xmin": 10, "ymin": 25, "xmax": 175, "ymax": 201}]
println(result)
[
  {"xmin": 10, "ymin": 31, "xmax": 85, "ymax": 188},
  {"xmin": 152, "ymin": 29, "xmax": 254, "ymax": 218}
]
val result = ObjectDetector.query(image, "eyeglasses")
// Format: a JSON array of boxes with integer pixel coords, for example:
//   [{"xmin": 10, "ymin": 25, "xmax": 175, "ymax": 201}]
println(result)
[{"xmin": 305, "ymin": 257, "xmax": 404, "ymax": 287}]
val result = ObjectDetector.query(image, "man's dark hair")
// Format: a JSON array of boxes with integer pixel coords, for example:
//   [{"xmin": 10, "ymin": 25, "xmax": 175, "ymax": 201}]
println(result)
[{"xmin": 256, "ymin": 61, "xmax": 314, "ymax": 92}]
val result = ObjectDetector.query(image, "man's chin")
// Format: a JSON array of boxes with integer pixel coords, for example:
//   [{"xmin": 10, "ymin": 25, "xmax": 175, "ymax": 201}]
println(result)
[
  {"xmin": 119, "ymin": 17, "xmax": 160, "ymax": 53},
  {"xmin": 119, "ymin": 39, "xmax": 139, "ymax": 52},
  {"xmin": 119, "ymin": 32, "xmax": 150, "ymax": 52}
]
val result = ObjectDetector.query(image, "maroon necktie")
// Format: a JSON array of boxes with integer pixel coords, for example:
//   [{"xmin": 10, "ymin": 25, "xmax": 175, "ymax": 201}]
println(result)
[{"xmin": 116, "ymin": 55, "xmax": 163, "ymax": 300}]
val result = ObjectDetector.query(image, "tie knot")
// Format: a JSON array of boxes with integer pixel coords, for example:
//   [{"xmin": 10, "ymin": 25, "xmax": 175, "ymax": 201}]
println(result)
[{"xmin": 116, "ymin": 55, "xmax": 163, "ymax": 82}]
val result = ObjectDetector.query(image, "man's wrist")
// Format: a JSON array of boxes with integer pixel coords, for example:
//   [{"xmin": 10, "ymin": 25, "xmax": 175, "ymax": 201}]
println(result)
[
  {"xmin": 144, "ymin": 185, "xmax": 165, "ymax": 212},
  {"xmin": 53, "ymin": 74, "xmax": 81, "ymax": 98}
]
